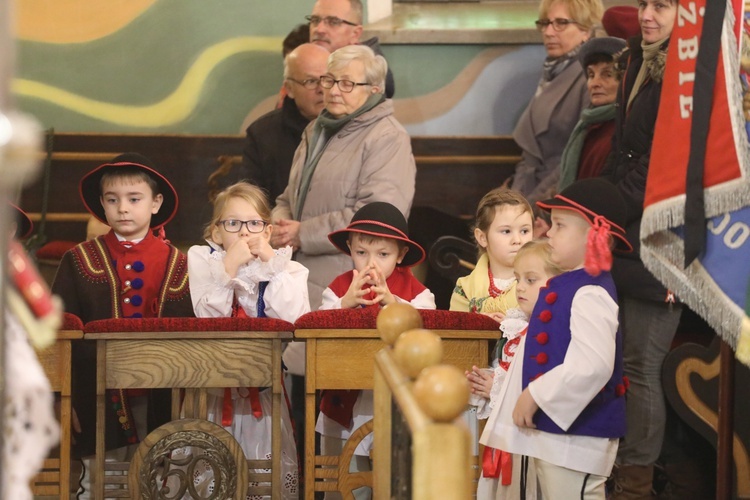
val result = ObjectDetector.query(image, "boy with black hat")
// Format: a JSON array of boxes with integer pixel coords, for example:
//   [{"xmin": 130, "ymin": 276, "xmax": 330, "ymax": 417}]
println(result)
[
  {"xmin": 317, "ymin": 201, "xmax": 435, "ymax": 498},
  {"xmin": 51, "ymin": 153, "xmax": 193, "ymax": 497},
  {"xmin": 481, "ymin": 178, "xmax": 630, "ymax": 500},
  {"xmin": 322, "ymin": 201, "xmax": 435, "ymax": 310}
]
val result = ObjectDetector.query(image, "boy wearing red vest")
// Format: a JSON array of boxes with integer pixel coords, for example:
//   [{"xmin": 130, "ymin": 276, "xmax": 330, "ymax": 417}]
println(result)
[{"xmin": 318, "ymin": 201, "xmax": 435, "ymax": 499}]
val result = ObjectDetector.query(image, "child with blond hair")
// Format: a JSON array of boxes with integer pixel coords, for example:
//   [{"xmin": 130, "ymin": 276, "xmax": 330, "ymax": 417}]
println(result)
[
  {"xmin": 467, "ymin": 240, "xmax": 563, "ymax": 499},
  {"xmin": 187, "ymin": 181, "xmax": 310, "ymax": 499}
]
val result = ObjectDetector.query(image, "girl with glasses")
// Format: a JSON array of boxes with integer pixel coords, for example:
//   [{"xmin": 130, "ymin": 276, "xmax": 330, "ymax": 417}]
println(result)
[{"xmin": 186, "ymin": 181, "xmax": 310, "ymax": 499}]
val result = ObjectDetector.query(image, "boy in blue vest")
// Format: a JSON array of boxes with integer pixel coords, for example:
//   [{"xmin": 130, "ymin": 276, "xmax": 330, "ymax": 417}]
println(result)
[{"xmin": 480, "ymin": 178, "xmax": 631, "ymax": 499}]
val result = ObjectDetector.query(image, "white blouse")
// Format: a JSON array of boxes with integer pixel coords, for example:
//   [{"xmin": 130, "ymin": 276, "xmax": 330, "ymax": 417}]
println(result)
[{"xmin": 188, "ymin": 241, "xmax": 310, "ymax": 323}]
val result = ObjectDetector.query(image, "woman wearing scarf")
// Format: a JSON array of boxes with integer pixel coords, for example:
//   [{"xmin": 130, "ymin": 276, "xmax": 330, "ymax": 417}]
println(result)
[
  {"xmin": 271, "ymin": 45, "xmax": 415, "ymax": 312},
  {"xmin": 558, "ymin": 36, "xmax": 626, "ymax": 191},
  {"xmin": 511, "ymin": 0, "xmax": 603, "ymax": 215},
  {"xmin": 600, "ymin": 1, "xmax": 679, "ymax": 497}
]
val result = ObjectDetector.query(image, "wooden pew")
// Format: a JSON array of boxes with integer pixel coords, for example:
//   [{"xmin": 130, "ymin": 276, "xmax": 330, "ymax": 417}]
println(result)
[
  {"xmin": 293, "ymin": 307, "xmax": 499, "ymax": 499},
  {"xmin": 82, "ymin": 317, "xmax": 293, "ymax": 499},
  {"xmin": 31, "ymin": 312, "xmax": 84, "ymax": 499}
]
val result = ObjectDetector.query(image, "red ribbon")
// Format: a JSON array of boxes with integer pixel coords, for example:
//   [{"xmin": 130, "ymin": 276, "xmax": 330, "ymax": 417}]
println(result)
[
  {"xmin": 584, "ymin": 215, "xmax": 613, "ymax": 276},
  {"xmin": 221, "ymin": 387, "xmax": 264, "ymax": 426},
  {"xmin": 222, "ymin": 388, "xmax": 234, "ymax": 427},
  {"xmin": 482, "ymin": 446, "xmax": 513, "ymax": 485}
]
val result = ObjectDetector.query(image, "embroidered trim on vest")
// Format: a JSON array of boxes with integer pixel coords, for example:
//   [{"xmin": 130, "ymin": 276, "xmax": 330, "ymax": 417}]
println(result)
[
  {"xmin": 158, "ymin": 248, "xmax": 190, "ymax": 314},
  {"xmin": 73, "ymin": 238, "xmax": 123, "ymax": 318}
]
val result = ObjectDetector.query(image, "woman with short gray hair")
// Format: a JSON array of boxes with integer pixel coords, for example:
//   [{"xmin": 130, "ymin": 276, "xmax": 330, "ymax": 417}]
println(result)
[{"xmin": 272, "ymin": 43, "xmax": 415, "ymax": 309}]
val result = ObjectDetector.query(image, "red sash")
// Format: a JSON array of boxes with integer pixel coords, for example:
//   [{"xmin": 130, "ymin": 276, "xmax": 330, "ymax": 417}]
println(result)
[{"xmin": 482, "ymin": 446, "xmax": 513, "ymax": 485}]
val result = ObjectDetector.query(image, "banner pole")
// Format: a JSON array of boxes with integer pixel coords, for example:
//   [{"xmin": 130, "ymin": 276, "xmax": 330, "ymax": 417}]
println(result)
[{"xmin": 716, "ymin": 339, "xmax": 735, "ymax": 499}]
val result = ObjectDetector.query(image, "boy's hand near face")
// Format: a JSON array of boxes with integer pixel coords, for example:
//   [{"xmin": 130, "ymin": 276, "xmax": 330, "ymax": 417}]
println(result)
[
  {"xmin": 224, "ymin": 237, "xmax": 255, "ymax": 278},
  {"xmin": 512, "ymin": 387, "xmax": 539, "ymax": 429},
  {"xmin": 365, "ymin": 261, "xmax": 396, "ymax": 306},
  {"xmin": 341, "ymin": 267, "xmax": 379, "ymax": 309}
]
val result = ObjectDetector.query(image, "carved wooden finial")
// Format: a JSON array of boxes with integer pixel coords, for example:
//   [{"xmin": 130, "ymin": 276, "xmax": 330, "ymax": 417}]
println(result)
[
  {"xmin": 376, "ymin": 302, "xmax": 423, "ymax": 346},
  {"xmin": 393, "ymin": 328, "xmax": 443, "ymax": 379},
  {"xmin": 413, "ymin": 365, "xmax": 470, "ymax": 423}
]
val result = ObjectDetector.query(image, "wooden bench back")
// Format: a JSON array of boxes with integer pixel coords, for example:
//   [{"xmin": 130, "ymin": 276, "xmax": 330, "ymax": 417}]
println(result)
[{"xmin": 20, "ymin": 133, "xmax": 520, "ymax": 246}]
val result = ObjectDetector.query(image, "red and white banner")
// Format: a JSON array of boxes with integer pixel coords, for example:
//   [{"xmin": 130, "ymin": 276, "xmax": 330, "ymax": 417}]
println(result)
[{"xmin": 642, "ymin": 0, "xmax": 750, "ymax": 364}]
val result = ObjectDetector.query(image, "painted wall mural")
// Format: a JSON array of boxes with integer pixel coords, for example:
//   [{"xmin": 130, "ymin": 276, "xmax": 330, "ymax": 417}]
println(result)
[{"xmin": 13, "ymin": 0, "xmax": 543, "ymax": 136}]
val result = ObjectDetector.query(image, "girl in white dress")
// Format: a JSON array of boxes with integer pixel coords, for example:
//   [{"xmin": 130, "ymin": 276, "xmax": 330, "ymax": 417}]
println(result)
[
  {"xmin": 187, "ymin": 182, "xmax": 311, "ymax": 499},
  {"xmin": 466, "ymin": 240, "xmax": 562, "ymax": 500}
]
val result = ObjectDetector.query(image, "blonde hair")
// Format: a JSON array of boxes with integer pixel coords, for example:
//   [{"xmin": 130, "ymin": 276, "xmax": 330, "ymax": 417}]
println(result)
[
  {"xmin": 203, "ymin": 182, "xmax": 271, "ymax": 241},
  {"xmin": 538, "ymin": 0, "xmax": 604, "ymax": 32},
  {"xmin": 473, "ymin": 188, "xmax": 534, "ymax": 254},
  {"xmin": 328, "ymin": 45, "xmax": 387, "ymax": 93},
  {"xmin": 514, "ymin": 239, "xmax": 564, "ymax": 278}
]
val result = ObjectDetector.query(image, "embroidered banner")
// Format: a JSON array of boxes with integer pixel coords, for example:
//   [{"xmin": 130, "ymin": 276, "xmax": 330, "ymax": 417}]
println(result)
[{"xmin": 642, "ymin": 0, "xmax": 750, "ymax": 365}]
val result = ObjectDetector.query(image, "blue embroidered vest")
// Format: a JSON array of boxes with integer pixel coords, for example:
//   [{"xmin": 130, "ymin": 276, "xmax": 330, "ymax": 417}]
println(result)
[{"xmin": 522, "ymin": 268, "xmax": 626, "ymax": 438}]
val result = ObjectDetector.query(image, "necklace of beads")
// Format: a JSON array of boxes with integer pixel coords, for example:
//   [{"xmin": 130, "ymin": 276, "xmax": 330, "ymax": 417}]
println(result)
[{"xmin": 487, "ymin": 266, "xmax": 507, "ymax": 298}]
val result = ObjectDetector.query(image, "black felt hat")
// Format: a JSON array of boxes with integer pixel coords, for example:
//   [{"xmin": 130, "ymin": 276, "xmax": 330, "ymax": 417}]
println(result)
[
  {"xmin": 537, "ymin": 178, "xmax": 632, "ymax": 252},
  {"xmin": 10, "ymin": 203, "xmax": 33, "ymax": 239},
  {"xmin": 79, "ymin": 153, "xmax": 178, "ymax": 229},
  {"xmin": 579, "ymin": 36, "xmax": 627, "ymax": 68},
  {"xmin": 328, "ymin": 202, "xmax": 425, "ymax": 267}
]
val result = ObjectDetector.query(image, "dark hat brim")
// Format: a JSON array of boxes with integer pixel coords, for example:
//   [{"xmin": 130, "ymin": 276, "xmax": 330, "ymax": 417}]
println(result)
[
  {"xmin": 10, "ymin": 203, "xmax": 33, "ymax": 239},
  {"xmin": 578, "ymin": 37, "xmax": 627, "ymax": 68},
  {"xmin": 328, "ymin": 221, "xmax": 426, "ymax": 267},
  {"xmin": 80, "ymin": 160, "xmax": 178, "ymax": 229},
  {"xmin": 537, "ymin": 196, "xmax": 633, "ymax": 252}
]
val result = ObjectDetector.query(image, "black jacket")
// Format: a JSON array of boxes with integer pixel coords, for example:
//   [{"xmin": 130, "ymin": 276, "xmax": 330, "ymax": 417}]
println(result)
[
  {"xmin": 602, "ymin": 36, "xmax": 671, "ymax": 301},
  {"xmin": 240, "ymin": 96, "xmax": 311, "ymax": 204}
]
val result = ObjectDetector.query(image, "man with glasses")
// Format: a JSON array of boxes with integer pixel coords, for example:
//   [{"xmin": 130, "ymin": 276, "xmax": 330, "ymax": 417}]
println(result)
[
  {"xmin": 238, "ymin": 43, "xmax": 329, "ymax": 205},
  {"xmin": 307, "ymin": 0, "xmax": 394, "ymax": 97}
]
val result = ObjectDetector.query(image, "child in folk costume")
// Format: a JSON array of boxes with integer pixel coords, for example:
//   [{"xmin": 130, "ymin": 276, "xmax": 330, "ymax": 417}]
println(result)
[
  {"xmin": 481, "ymin": 178, "xmax": 632, "ymax": 500},
  {"xmin": 187, "ymin": 181, "xmax": 309, "ymax": 499},
  {"xmin": 450, "ymin": 188, "xmax": 534, "ymax": 323},
  {"xmin": 51, "ymin": 153, "xmax": 194, "ymax": 498},
  {"xmin": 466, "ymin": 240, "xmax": 563, "ymax": 499},
  {"xmin": 317, "ymin": 201, "xmax": 436, "ymax": 499}
]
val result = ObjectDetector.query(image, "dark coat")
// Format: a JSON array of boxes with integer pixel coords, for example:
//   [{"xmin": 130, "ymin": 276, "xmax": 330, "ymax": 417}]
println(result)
[
  {"xmin": 240, "ymin": 96, "xmax": 311, "ymax": 204},
  {"xmin": 52, "ymin": 232, "xmax": 194, "ymax": 457},
  {"xmin": 601, "ymin": 36, "xmax": 670, "ymax": 301},
  {"xmin": 511, "ymin": 60, "xmax": 590, "ymax": 207}
]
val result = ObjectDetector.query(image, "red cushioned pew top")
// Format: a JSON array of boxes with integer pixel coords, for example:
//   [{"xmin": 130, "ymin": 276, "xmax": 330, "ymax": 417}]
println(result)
[
  {"xmin": 62, "ymin": 312, "xmax": 84, "ymax": 330},
  {"xmin": 293, "ymin": 308, "xmax": 500, "ymax": 331},
  {"xmin": 84, "ymin": 316, "xmax": 295, "ymax": 333}
]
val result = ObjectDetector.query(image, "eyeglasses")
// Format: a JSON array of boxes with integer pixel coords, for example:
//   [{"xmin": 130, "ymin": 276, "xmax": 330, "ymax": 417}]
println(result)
[
  {"xmin": 217, "ymin": 219, "xmax": 268, "ymax": 233},
  {"xmin": 305, "ymin": 15, "xmax": 358, "ymax": 28},
  {"xmin": 287, "ymin": 77, "xmax": 321, "ymax": 90},
  {"xmin": 535, "ymin": 18, "xmax": 581, "ymax": 31},
  {"xmin": 319, "ymin": 75, "xmax": 371, "ymax": 93}
]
